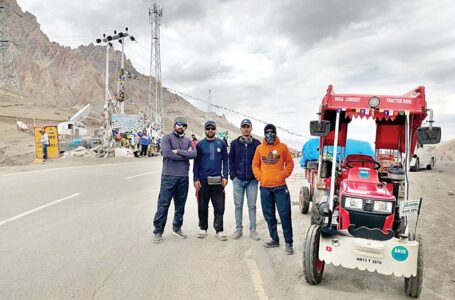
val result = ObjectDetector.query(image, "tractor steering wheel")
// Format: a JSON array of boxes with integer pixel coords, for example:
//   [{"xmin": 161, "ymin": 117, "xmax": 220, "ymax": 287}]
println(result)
[{"xmin": 345, "ymin": 159, "xmax": 381, "ymax": 170}]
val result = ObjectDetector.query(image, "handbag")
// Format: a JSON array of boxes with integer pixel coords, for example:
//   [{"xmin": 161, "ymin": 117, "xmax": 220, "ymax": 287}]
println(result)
[{"xmin": 207, "ymin": 176, "xmax": 222, "ymax": 185}]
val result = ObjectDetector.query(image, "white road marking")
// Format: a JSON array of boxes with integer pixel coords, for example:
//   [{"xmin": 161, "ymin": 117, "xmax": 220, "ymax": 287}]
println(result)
[
  {"xmin": 0, "ymin": 193, "xmax": 81, "ymax": 227},
  {"xmin": 245, "ymin": 249, "xmax": 268, "ymax": 300},
  {"xmin": 1, "ymin": 161, "xmax": 157, "ymax": 177},
  {"xmin": 125, "ymin": 171, "xmax": 160, "ymax": 180}
]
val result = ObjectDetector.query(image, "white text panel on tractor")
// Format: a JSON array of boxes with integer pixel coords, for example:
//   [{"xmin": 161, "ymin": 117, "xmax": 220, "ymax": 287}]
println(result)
[{"xmin": 319, "ymin": 235, "xmax": 418, "ymax": 277}]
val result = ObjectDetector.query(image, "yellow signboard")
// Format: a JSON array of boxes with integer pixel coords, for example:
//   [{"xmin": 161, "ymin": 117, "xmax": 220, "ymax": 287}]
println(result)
[{"xmin": 34, "ymin": 126, "xmax": 60, "ymax": 159}]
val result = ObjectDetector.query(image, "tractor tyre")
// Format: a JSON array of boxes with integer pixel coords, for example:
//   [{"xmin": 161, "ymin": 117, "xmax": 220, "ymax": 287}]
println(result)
[
  {"xmin": 299, "ymin": 186, "xmax": 310, "ymax": 214},
  {"xmin": 404, "ymin": 234, "xmax": 423, "ymax": 298},
  {"xmin": 303, "ymin": 225, "xmax": 325, "ymax": 285}
]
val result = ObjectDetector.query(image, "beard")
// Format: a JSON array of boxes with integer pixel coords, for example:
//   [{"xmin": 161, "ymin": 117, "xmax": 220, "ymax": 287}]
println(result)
[
  {"xmin": 205, "ymin": 131, "xmax": 216, "ymax": 138},
  {"xmin": 175, "ymin": 127, "xmax": 185, "ymax": 135}
]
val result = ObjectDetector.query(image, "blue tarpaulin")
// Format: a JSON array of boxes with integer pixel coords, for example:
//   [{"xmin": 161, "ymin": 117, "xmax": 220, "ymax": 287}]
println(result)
[{"xmin": 299, "ymin": 138, "xmax": 374, "ymax": 168}]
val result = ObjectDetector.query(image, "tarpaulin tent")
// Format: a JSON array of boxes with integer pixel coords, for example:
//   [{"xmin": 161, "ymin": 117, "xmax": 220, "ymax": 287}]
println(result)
[{"xmin": 299, "ymin": 138, "xmax": 374, "ymax": 168}]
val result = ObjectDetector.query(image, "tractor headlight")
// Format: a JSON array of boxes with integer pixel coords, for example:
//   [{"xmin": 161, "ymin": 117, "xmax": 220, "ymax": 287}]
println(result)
[
  {"xmin": 345, "ymin": 197, "xmax": 363, "ymax": 210},
  {"xmin": 373, "ymin": 201, "xmax": 393, "ymax": 213}
]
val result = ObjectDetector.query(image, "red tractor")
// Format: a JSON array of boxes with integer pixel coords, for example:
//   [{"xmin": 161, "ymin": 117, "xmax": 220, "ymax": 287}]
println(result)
[{"xmin": 303, "ymin": 85, "xmax": 441, "ymax": 298}]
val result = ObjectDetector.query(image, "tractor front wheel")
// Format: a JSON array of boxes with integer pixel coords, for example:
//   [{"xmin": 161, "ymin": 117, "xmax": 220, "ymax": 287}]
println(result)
[
  {"xmin": 299, "ymin": 186, "xmax": 310, "ymax": 214},
  {"xmin": 303, "ymin": 225, "xmax": 325, "ymax": 285},
  {"xmin": 404, "ymin": 234, "xmax": 423, "ymax": 298}
]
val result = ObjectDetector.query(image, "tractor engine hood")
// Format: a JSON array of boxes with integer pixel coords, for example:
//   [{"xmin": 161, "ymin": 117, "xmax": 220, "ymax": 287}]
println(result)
[{"xmin": 340, "ymin": 167, "xmax": 394, "ymax": 200}]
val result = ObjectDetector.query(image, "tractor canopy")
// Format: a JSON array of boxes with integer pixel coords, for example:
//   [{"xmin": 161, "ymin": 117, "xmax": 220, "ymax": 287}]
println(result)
[{"xmin": 317, "ymin": 85, "xmax": 428, "ymax": 155}]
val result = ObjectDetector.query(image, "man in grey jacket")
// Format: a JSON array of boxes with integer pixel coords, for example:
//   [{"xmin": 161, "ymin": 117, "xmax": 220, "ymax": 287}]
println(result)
[{"xmin": 152, "ymin": 117, "xmax": 197, "ymax": 243}]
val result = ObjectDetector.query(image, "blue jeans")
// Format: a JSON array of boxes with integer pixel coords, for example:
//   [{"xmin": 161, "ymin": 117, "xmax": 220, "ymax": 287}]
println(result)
[
  {"xmin": 233, "ymin": 178, "xmax": 258, "ymax": 231},
  {"xmin": 153, "ymin": 175, "xmax": 189, "ymax": 234},
  {"xmin": 260, "ymin": 185, "xmax": 293, "ymax": 244},
  {"xmin": 42, "ymin": 144, "xmax": 48, "ymax": 160}
]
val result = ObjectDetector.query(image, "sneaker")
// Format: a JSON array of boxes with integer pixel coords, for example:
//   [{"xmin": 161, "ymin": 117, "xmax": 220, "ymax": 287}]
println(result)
[
  {"xmin": 197, "ymin": 229, "xmax": 208, "ymax": 239},
  {"xmin": 263, "ymin": 239, "xmax": 279, "ymax": 248},
  {"xmin": 285, "ymin": 243, "xmax": 294, "ymax": 255},
  {"xmin": 231, "ymin": 230, "xmax": 243, "ymax": 239},
  {"xmin": 153, "ymin": 233, "xmax": 162, "ymax": 244},
  {"xmin": 216, "ymin": 231, "xmax": 228, "ymax": 241},
  {"xmin": 173, "ymin": 229, "xmax": 187, "ymax": 239},
  {"xmin": 249, "ymin": 230, "xmax": 260, "ymax": 241}
]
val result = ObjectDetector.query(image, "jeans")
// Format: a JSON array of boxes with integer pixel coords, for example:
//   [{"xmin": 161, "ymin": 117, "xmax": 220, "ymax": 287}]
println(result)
[
  {"xmin": 233, "ymin": 178, "xmax": 258, "ymax": 231},
  {"xmin": 153, "ymin": 175, "xmax": 189, "ymax": 234},
  {"xmin": 42, "ymin": 144, "xmax": 48, "ymax": 160},
  {"xmin": 260, "ymin": 185, "xmax": 293, "ymax": 244},
  {"xmin": 198, "ymin": 179, "xmax": 225, "ymax": 233}
]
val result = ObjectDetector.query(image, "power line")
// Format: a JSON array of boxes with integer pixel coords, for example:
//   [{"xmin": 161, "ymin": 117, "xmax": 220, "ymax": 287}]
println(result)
[{"xmin": 166, "ymin": 88, "xmax": 309, "ymax": 139}]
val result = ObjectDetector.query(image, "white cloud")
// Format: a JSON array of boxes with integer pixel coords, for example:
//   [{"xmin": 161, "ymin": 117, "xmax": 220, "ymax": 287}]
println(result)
[{"xmin": 15, "ymin": 0, "xmax": 455, "ymax": 149}]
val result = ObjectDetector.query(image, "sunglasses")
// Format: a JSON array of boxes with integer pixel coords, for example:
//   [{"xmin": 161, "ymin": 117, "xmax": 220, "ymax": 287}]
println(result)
[
  {"xmin": 205, "ymin": 127, "xmax": 216, "ymax": 131},
  {"xmin": 241, "ymin": 125, "xmax": 251, "ymax": 129},
  {"xmin": 175, "ymin": 122, "xmax": 187, "ymax": 127}
]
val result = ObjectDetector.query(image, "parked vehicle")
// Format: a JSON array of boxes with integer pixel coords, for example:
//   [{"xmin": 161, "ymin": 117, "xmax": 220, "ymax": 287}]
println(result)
[
  {"xmin": 303, "ymin": 85, "xmax": 441, "ymax": 298},
  {"xmin": 410, "ymin": 144, "xmax": 437, "ymax": 171}
]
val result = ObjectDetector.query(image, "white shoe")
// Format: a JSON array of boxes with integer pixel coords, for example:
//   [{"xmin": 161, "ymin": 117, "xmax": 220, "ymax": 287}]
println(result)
[
  {"xmin": 216, "ymin": 231, "xmax": 227, "ymax": 241},
  {"xmin": 197, "ymin": 230, "xmax": 208, "ymax": 239}
]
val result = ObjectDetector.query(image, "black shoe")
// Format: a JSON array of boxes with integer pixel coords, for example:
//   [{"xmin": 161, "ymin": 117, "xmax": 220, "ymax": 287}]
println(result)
[
  {"xmin": 285, "ymin": 243, "xmax": 294, "ymax": 255},
  {"xmin": 263, "ymin": 239, "xmax": 279, "ymax": 248}
]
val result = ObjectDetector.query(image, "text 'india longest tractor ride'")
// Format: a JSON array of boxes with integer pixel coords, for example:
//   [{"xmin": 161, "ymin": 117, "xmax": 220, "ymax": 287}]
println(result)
[{"xmin": 301, "ymin": 85, "xmax": 441, "ymax": 298}]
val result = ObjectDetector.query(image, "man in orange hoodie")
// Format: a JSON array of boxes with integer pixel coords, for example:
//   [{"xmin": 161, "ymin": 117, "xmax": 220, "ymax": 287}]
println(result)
[{"xmin": 252, "ymin": 124, "xmax": 295, "ymax": 255}]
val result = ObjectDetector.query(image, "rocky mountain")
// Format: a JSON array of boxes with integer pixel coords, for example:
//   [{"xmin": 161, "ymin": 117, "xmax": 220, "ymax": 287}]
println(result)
[{"xmin": 0, "ymin": 0, "xmax": 239, "ymax": 136}]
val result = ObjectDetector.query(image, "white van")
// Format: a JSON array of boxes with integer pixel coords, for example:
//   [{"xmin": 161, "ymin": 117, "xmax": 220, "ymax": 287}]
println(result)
[{"xmin": 410, "ymin": 144, "xmax": 437, "ymax": 171}]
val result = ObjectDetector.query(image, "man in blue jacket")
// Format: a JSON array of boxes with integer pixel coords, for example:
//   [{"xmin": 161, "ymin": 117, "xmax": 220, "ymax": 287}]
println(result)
[
  {"xmin": 193, "ymin": 120, "xmax": 229, "ymax": 241},
  {"xmin": 152, "ymin": 117, "xmax": 196, "ymax": 243},
  {"xmin": 229, "ymin": 119, "xmax": 261, "ymax": 240}
]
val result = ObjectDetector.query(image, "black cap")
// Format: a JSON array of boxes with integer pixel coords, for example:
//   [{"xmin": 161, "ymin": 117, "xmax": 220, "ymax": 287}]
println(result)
[
  {"xmin": 264, "ymin": 124, "xmax": 276, "ymax": 134},
  {"xmin": 240, "ymin": 119, "xmax": 252, "ymax": 126},
  {"xmin": 204, "ymin": 120, "xmax": 216, "ymax": 129}
]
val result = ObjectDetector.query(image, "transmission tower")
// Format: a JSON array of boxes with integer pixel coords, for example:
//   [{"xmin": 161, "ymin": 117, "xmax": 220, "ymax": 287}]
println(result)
[
  {"xmin": 148, "ymin": 2, "xmax": 164, "ymax": 131},
  {"xmin": 0, "ymin": 3, "xmax": 22, "ymax": 96}
]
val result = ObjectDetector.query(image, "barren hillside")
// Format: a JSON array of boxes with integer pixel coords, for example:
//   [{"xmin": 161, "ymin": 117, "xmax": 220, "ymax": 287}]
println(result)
[{"xmin": 0, "ymin": 0, "xmax": 241, "ymax": 166}]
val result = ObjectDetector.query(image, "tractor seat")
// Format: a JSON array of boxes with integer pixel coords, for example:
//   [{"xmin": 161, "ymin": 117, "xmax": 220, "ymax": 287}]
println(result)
[{"xmin": 343, "ymin": 154, "xmax": 377, "ymax": 169}]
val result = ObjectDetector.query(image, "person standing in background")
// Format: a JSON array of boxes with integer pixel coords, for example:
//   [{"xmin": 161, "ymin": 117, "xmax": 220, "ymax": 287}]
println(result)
[{"xmin": 39, "ymin": 128, "xmax": 49, "ymax": 163}]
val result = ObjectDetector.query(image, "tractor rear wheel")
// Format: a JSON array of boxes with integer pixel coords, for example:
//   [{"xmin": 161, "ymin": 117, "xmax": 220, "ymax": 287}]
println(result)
[
  {"xmin": 299, "ymin": 186, "xmax": 310, "ymax": 214},
  {"xmin": 404, "ymin": 234, "xmax": 423, "ymax": 298},
  {"xmin": 303, "ymin": 225, "xmax": 325, "ymax": 285}
]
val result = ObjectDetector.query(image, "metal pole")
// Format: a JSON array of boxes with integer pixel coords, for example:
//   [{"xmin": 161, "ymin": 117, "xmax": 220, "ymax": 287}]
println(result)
[
  {"xmin": 120, "ymin": 36, "xmax": 125, "ymax": 114},
  {"xmin": 405, "ymin": 113, "xmax": 410, "ymax": 201},
  {"xmin": 329, "ymin": 109, "xmax": 341, "ymax": 212},
  {"xmin": 103, "ymin": 43, "xmax": 110, "ymax": 121},
  {"xmin": 207, "ymin": 89, "xmax": 211, "ymax": 120}
]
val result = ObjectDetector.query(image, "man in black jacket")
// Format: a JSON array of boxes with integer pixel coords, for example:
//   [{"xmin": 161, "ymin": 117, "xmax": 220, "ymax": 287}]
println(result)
[{"xmin": 229, "ymin": 119, "xmax": 261, "ymax": 240}]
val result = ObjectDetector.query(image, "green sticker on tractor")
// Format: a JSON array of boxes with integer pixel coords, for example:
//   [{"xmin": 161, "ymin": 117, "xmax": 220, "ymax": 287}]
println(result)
[{"xmin": 391, "ymin": 246, "xmax": 408, "ymax": 261}]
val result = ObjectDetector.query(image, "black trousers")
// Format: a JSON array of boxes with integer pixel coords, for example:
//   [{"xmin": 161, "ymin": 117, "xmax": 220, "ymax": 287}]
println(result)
[
  {"xmin": 198, "ymin": 179, "xmax": 225, "ymax": 233},
  {"xmin": 140, "ymin": 144, "xmax": 148, "ymax": 156}
]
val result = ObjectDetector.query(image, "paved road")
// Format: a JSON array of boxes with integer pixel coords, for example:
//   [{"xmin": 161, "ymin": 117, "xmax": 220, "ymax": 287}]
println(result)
[{"xmin": 0, "ymin": 157, "xmax": 453, "ymax": 299}]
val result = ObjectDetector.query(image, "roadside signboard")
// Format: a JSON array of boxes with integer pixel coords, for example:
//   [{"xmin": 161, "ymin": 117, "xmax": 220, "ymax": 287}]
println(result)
[
  {"xmin": 34, "ymin": 126, "xmax": 60, "ymax": 159},
  {"xmin": 112, "ymin": 114, "xmax": 144, "ymax": 133}
]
